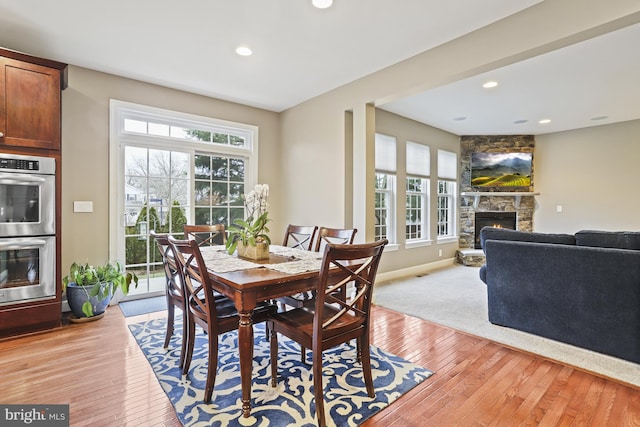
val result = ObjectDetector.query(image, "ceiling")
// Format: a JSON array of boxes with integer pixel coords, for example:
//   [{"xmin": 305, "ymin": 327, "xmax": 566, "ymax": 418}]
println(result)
[
  {"xmin": 381, "ymin": 22, "xmax": 640, "ymax": 135},
  {"xmin": 0, "ymin": 1, "xmax": 638, "ymax": 136}
]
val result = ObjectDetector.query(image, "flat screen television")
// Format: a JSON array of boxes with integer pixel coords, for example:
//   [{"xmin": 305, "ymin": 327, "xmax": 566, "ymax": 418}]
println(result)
[{"xmin": 470, "ymin": 152, "xmax": 532, "ymax": 187}]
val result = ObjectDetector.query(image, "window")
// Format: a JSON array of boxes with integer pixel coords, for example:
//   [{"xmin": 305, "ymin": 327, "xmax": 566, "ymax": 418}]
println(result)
[
  {"xmin": 375, "ymin": 173, "xmax": 395, "ymax": 241},
  {"xmin": 111, "ymin": 100, "xmax": 258, "ymax": 296},
  {"xmin": 405, "ymin": 142, "xmax": 430, "ymax": 242},
  {"xmin": 437, "ymin": 149, "xmax": 457, "ymax": 239},
  {"xmin": 375, "ymin": 134, "xmax": 396, "ymax": 242},
  {"xmin": 406, "ymin": 177, "xmax": 427, "ymax": 240}
]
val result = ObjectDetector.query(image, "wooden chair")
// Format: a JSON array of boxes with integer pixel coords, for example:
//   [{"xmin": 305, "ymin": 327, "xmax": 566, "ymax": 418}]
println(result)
[
  {"xmin": 280, "ymin": 227, "xmax": 358, "ymax": 309},
  {"xmin": 275, "ymin": 225, "xmax": 318, "ymax": 311},
  {"xmin": 268, "ymin": 239, "xmax": 388, "ymax": 427},
  {"xmin": 150, "ymin": 231, "xmax": 187, "ymax": 369},
  {"xmin": 168, "ymin": 236, "xmax": 277, "ymax": 403},
  {"xmin": 282, "ymin": 224, "xmax": 318, "ymax": 251},
  {"xmin": 183, "ymin": 224, "xmax": 227, "ymax": 246}
]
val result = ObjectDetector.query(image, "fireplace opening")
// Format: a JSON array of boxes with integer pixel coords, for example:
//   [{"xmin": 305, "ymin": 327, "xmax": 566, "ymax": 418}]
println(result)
[{"xmin": 474, "ymin": 211, "xmax": 517, "ymax": 249}]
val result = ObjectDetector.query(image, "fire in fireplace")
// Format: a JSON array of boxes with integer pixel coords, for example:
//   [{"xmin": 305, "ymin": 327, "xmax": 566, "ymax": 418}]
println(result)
[{"xmin": 474, "ymin": 211, "xmax": 517, "ymax": 249}]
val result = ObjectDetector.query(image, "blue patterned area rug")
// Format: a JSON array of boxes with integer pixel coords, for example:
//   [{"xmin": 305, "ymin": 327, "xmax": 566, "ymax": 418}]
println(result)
[{"xmin": 129, "ymin": 317, "xmax": 433, "ymax": 426}]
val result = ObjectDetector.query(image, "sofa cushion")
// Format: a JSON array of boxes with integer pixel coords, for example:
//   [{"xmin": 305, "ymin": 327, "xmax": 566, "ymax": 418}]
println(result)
[
  {"xmin": 479, "ymin": 227, "xmax": 576, "ymax": 252},
  {"xmin": 575, "ymin": 230, "xmax": 640, "ymax": 250}
]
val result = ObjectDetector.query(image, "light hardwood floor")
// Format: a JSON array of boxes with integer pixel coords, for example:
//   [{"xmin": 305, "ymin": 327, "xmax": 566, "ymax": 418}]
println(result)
[{"xmin": 1, "ymin": 306, "xmax": 638, "ymax": 426}]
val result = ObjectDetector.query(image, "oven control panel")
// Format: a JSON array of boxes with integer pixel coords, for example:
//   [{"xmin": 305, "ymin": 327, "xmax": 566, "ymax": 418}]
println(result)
[
  {"xmin": 0, "ymin": 158, "xmax": 39, "ymax": 171},
  {"xmin": 0, "ymin": 154, "xmax": 55, "ymax": 175}
]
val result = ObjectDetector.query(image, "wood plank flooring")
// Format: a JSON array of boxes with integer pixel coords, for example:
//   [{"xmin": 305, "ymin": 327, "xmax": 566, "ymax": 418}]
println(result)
[{"xmin": 1, "ymin": 305, "xmax": 638, "ymax": 426}]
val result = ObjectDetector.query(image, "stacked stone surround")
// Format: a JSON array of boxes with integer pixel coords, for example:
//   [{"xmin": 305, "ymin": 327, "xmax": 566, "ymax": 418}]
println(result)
[{"xmin": 457, "ymin": 135, "xmax": 535, "ymax": 265}]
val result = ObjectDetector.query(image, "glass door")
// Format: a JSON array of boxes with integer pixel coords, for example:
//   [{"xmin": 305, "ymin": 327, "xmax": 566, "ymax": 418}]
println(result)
[{"xmin": 123, "ymin": 146, "xmax": 190, "ymax": 296}]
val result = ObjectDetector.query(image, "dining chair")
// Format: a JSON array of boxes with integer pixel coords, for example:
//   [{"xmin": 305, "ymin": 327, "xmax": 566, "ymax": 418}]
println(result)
[
  {"xmin": 275, "ymin": 225, "xmax": 319, "ymax": 311},
  {"xmin": 280, "ymin": 227, "xmax": 358, "ymax": 310},
  {"xmin": 150, "ymin": 230, "xmax": 188, "ymax": 369},
  {"xmin": 168, "ymin": 236, "xmax": 278, "ymax": 403},
  {"xmin": 268, "ymin": 239, "xmax": 388, "ymax": 427},
  {"xmin": 313, "ymin": 227, "xmax": 358, "ymax": 252},
  {"xmin": 282, "ymin": 224, "xmax": 318, "ymax": 251},
  {"xmin": 183, "ymin": 224, "xmax": 227, "ymax": 246}
]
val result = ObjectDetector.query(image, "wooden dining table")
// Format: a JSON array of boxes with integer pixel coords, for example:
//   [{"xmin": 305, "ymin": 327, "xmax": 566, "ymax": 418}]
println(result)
[{"xmin": 199, "ymin": 245, "xmax": 340, "ymax": 418}]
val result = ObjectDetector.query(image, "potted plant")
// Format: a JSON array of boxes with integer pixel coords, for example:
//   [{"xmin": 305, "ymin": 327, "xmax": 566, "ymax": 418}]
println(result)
[
  {"xmin": 63, "ymin": 260, "xmax": 139, "ymax": 319},
  {"xmin": 225, "ymin": 183, "xmax": 271, "ymax": 259}
]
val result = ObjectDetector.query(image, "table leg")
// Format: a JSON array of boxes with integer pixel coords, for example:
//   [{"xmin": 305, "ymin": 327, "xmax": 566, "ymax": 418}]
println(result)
[{"xmin": 238, "ymin": 310, "xmax": 253, "ymax": 417}]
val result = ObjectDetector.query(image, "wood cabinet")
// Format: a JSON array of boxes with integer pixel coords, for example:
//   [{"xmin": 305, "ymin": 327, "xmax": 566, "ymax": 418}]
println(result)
[
  {"xmin": 0, "ymin": 48, "xmax": 66, "ymax": 337},
  {"xmin": 0, "ymin": 48, "xmax": 68, "ymax": 150}
]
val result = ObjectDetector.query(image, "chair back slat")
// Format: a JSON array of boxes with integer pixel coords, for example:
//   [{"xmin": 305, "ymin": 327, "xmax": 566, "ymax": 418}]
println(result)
[
  {"xmin": 314, "ymin": 227, "xmax": 357, "ymax": 252},
  {"xmin": 184, "ymin": 224, "xmax": 227, "ymax": 247},
  {"xmin": 283, "ymin": 225, "xmax": 318, "ymax": 251}
]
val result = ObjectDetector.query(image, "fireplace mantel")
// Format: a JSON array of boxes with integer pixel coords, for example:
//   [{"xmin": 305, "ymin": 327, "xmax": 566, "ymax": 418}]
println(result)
[{"xmin": 461, "ymin": 191, "xmax": 540, "ymax": 208}]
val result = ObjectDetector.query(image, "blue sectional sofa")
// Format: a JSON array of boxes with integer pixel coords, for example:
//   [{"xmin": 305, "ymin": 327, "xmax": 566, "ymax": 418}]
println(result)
[{"xmin": 479, "ymin": 227, "xmax": 640, "ymax": 364}]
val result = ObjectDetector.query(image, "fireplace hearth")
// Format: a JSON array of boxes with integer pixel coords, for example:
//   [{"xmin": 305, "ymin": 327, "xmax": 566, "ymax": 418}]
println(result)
[{"xmin": 474, "ymin": 211, "xmax": 517, "ymax": 249}]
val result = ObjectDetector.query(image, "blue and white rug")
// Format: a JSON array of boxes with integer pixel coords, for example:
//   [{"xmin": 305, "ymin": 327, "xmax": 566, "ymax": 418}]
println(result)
[{"xmin": 129, "ymin": 317, "xmax": 433, "ymax": 426}]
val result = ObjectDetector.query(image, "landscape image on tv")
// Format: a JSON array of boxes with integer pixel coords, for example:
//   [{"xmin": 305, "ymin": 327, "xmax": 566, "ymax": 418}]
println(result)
[{"xmin": 471, "ymin": 152, "xmax": 532, "ymax": 187}]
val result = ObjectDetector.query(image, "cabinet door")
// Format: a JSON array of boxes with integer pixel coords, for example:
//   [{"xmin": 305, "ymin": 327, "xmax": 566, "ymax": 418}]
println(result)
[{"xmin": 0, "ymin": 58, "xmax": 61, "ymax": 150}]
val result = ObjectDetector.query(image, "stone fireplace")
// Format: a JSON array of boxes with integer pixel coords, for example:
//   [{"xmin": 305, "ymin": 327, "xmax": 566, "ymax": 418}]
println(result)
[{"xmin": 456, "ymin": 135, "xmax": 536, "ymax": 266}]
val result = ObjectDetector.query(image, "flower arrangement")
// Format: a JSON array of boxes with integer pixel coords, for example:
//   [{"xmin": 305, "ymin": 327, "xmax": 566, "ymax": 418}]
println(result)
[{"xmin": 226, "ymin": 183, "xmax": 271, "ymax": 255}]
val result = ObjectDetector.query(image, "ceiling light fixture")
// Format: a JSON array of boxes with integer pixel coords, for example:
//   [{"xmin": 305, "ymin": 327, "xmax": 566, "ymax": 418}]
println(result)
[
  {"xmin": 482, "ymin": 81, "xmax": 498, "ymax": 89},
  {"xmin": 235, "ymin": 46, "xmax": 252, "ymax": 56},
  {"xmin": 312, "ymin": 0, "xmax": 333, "ymax": 9},
  {"xmin": 453, "ymin": 116, "xmax": 467, "ymax": 121},
  {"xmin": 539, "ymin": 119, "xmax": 551, "ymax": 124},
  {"xmin": 513, "ymin": 119, "xmax": 528, "ymax": 124},
  {"xmin": 591, "ymin": 115, "xmax": 608, "ymax": 121}
]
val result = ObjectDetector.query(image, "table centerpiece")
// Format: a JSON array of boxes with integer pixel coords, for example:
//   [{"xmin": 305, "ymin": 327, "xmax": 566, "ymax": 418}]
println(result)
[{"xmin": 226, "ymin": 183, "xmax": 271, "ymax": 260}]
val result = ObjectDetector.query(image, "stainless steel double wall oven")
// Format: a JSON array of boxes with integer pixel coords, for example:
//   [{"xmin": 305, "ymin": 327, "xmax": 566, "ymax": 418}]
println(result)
[{"xmin": 0, "ymin": 153, "xmax": 56, "ymax": 306}]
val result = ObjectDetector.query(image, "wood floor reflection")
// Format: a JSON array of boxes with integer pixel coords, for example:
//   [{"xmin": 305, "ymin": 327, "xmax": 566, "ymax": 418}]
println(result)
[{"xmin": 0, "ymin": 305, "xmax": 638, "ymax": 426}]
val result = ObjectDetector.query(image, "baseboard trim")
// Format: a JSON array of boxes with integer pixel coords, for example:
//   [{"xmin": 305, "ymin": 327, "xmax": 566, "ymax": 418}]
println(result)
[{"xmin": 377, "ymin": 258, "xmax": 456, "ymax": 284}]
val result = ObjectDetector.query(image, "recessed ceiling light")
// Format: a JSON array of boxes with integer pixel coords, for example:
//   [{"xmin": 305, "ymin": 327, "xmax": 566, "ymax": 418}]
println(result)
[
  {"xmin": 235, "ymin": 46, "xmax": 252, "ymax": 56},
  {"xmin": 591, "ymin": 115, "xmax": 608, "ymax": 121},
  {"xmin": 539, "ymin": 119, "xmax": 551, "ymax": 124},
  {"xmin": 513, "ymin": 119, "xmax": 528, "ymax": 124},
  {"xmin": 453, "ymin": 116, "xmax": 467, "ymax": 121},
  {"xmin": 312, "ymin": 0, "xmax": 333, "ymax": 8},
  {"xmin": 482, "ymin": 81, "xmax": 498, "ymax": 89}
]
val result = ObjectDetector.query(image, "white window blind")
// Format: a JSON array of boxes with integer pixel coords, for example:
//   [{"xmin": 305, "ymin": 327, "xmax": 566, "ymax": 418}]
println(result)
[
  {"xmin": 375, "ymin": 133, "xmax": 396, "ymax": 172},
  {"xmin": 406, "ymin": 142, "xmax": 430, "ymax": 176},
  {"xmin": 438, "ymin": 149, "xmax": 457, "ymax": 179}
]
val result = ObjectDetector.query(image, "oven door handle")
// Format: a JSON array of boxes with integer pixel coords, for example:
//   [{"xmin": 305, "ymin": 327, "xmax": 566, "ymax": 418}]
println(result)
[
  {"xmin": 0, "ymin": 174, "xmax": 46, "ymax": 185},
  {"xmin": 0, "ymin": 239, "xmax": 47, "ymax": 250}
]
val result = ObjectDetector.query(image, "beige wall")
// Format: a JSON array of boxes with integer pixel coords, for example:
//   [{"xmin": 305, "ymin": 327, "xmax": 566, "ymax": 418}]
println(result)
[
  {"xmin": 61, "ymin": 65, "xmax": 281, "ymax": 272},
  {"xmin": 279, "ymin": 0, "xmax": 640, "ymax": 274},
  {"xmin": 375, "ymin": 109, "xmax": 460, "ymax": 272},
  {"xmin": 535, "ymin": 119, "xmax": 640, "ymax": 233}
]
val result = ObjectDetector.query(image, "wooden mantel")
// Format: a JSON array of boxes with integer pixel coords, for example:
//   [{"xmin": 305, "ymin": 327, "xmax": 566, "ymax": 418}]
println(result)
[{"xmin": 461, "ymin": 191, "xmax": 540, "ymax": 208}]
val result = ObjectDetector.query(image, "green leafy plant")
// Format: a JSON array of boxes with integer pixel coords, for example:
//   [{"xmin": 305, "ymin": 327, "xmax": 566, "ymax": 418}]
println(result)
[
  {"xmin": 226, "ymin": 184, "xmax": 271, "ymax": 254},
  {"xmin": 62, "ymin": 261, "xmax": 139, "ymax": 317}
]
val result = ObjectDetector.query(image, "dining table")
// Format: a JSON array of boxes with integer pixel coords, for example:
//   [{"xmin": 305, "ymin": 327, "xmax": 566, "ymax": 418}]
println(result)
[{"xmin": 198, "ymin": 244, "xmax": 339, "ymax": 418}]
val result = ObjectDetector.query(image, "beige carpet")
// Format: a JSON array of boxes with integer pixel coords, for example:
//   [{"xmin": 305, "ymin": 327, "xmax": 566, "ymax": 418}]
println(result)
[{"xmin": 373, "ymin": 264, "xmax": 640, "ymax": 388}]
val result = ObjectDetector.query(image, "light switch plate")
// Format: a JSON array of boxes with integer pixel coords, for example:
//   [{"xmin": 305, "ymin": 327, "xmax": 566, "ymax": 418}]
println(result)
[{"xmin": 74, "ymin": 201, "xmax": 93, "ymax": 213}]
